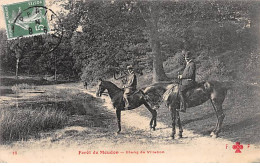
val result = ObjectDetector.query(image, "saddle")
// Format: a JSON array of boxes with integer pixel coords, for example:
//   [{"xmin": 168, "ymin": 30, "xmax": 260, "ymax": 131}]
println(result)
[{"xmin": 163, "ymin": 82, "xmax": 206, "ymax": 102}]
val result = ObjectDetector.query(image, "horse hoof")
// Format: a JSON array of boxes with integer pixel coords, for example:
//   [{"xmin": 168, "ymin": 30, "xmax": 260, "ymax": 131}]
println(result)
[
  {"xmin": 117, "ymin": 130, "xmax": 121, "ymax": 134},
  {"xmin": 171, "ymin": 134, "xmax": 175, "ymax": 139},
  {"xmin": 178, "ymin": 134, "xmax": 183, "ymax": 139},
  {"xmin": 153, "ymin": 127, "xmax": 156, "ymax": 131}
]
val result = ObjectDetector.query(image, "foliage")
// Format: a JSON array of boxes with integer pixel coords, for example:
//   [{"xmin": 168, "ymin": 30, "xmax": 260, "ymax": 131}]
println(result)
[
  {"xmin": 0, "ymin": 30, "xmax": 16, "ymax": 73},
  {"xmin": 11, "ymin": 83, "xmax": 36, "ymax": 93},
  {"xmin": 1, "ymin": 0, "xmax": 260, "ymax": 83},
  {"xmin": 66, "ymin": 1, "xmax": 149, "ymax": 82}
]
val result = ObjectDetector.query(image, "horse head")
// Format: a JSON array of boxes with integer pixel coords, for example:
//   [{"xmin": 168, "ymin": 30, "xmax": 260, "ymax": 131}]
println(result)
[
  {"xmin": 96, "ymin": 79, "xmax": 122, "ymax": 98},
  {"xmin": 96, "ymin": 78, "xmax": 106, "ymax": 97}
]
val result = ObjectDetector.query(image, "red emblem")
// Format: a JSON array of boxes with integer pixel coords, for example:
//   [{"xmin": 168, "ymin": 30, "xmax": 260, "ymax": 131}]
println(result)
[{"xmin": 232, "ymin": 142, "xmax": 243, "ymax": 153}]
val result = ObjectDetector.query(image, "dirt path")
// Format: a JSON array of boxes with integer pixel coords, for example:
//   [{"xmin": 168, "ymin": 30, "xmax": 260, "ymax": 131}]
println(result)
[{"xmin": 0, "ymin": 83, "xmax": 260, "ymax": 163}]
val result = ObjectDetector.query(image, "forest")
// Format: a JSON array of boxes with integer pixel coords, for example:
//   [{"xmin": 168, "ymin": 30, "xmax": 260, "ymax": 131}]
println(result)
[{"xmin": 0, "ymin": 0, "xmax": 259, "ymax": 84}]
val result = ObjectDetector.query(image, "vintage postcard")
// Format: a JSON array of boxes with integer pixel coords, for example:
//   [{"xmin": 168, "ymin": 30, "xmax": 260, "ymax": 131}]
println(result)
[{"xmin": 0, "ymin": 0, "xmax": 260, "ymax": 163}]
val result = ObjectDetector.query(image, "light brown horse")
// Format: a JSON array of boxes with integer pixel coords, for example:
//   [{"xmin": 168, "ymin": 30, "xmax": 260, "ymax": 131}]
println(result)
[{"xmin": 144, "ymin": 81, "xmax": 228, "ymax": 139}]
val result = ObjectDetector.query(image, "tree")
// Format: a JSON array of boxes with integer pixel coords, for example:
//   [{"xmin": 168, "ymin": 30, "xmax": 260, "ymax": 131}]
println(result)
[
  {"xmin": 9, "ymin": 40, "xmax": 23, "ymax": 79},
  {"xmin": 137, "ymin": 1, "xmax": 169, "ymax": 82},
  {"xmin": 0, "ymin": 30, "xmax": 16, "ymax": 73},
  {"xmin": 61, "ymin": 0, "xmax": 148, "ymax": 82}
]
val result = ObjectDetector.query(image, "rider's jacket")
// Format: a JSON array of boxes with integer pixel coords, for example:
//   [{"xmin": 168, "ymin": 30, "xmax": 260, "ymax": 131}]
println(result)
[
  {"xmin": 125, "ymin": 72, "xmax": 137, "ymax": 91},
  {"xmin": 182, "ymin": 60, "xmax": 196, "ymax": 86}
]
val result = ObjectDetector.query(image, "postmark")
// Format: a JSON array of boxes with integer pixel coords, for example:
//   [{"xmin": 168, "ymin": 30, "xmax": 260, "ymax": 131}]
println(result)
[{"xmin": 3, "ymin": 0, "xmax": 64, "ymax": 54}]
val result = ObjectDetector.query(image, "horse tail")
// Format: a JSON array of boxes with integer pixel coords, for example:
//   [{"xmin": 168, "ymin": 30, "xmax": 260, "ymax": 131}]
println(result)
[{"xmin": 163, "ymin": 85, "xmax": 179, "ymax": 107}]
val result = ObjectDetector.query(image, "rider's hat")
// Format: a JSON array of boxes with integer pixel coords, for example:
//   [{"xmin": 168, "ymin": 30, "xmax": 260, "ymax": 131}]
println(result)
[{"xmin": 127, "ymin": 65, "xmax": 134, "ymax": 70}]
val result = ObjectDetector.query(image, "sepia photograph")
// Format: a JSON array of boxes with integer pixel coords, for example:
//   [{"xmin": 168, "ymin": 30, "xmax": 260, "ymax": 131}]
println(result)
[{"xmin": 0, "ymin": 0, "xmax": 260, "ymax": 163}]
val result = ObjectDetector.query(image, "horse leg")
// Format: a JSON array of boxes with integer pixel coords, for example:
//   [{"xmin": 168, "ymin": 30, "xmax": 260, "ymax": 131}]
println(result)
[
  {"xmin": 210, "ymin": 99, "xmax": 218, "ymax": 135},
  {"xmin": 214, "ymin": 104, "xmax": 225, "ymax": 137},
  {"xmin": 177, "ymin": 111, "xmax": 183, "ymax": 138},
  {"xmin": 170, "ymin": 106, "xmax": 176, "ymax": 139},
  {"xmin": 116, "ymin": 110, "xmax": 121, "ymax": 133},
  {"xmin": 210, "ymin": 99, "xmax": 225, "ymax": 138},
  {"xmin": 154, "ymin": 110, "xmax": 157, "ymax": 130},
  {"xmin": 143, "ymin": 102, "xmax": 157, "ymax": 131},
  {"xmin": 150, "ymin": 109, "xmax": 157, "ymax": 131}
]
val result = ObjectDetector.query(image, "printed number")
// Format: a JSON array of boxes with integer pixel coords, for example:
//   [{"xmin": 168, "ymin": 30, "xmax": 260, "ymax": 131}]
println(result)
[
  {"xmin": 44, "ymin": 27, "xmax": 48, "ymax": 33},
  {"xmin": 29, "ymin": 27, "xmax": 33, "ymax": 35},
  {"xmin": 12, "ymin": 25, "xmax": 14, "ymax": 33}
]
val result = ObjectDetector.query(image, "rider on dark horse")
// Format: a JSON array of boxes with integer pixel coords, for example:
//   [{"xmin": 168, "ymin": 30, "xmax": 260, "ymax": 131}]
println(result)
[
  {"xmin": 178, "ymin": 51, "xmax": 197, "ymax": 113},
  {"xmin": 123, "ymin": 65, "xmax": 137, "ymax": 110}
]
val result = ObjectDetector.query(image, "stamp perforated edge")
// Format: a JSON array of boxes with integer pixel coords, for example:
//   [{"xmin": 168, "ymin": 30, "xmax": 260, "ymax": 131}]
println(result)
[{"xmin": 2, "ymin": 4, "xmax": 12, "ymax": 39}]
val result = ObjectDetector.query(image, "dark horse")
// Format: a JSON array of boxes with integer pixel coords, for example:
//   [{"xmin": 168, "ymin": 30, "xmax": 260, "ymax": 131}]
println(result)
[
  {"xmin": 96, "ymin": 79, "xmax": 157, "ymax": 133},
  {"xmin": 144, "ymin": 81, "xmax": 227, "ymax": 139}
]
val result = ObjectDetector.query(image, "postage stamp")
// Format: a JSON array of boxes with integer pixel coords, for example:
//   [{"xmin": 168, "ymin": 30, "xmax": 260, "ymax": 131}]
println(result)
[{"xmin": 2, "ymin": 0, "xmax": 49, "ymax": 39}]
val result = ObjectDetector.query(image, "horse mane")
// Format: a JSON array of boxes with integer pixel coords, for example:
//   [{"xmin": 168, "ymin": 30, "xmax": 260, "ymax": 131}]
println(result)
[{"xmin": 103, "ymin": 80, "xmax": 123, "ymax": 92}]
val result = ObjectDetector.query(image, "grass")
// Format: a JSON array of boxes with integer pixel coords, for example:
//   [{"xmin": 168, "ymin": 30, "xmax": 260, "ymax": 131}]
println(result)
[
  {"xmin": 11, "ymin": 83, "xmax": 36, "ymax": 93},
  {"xmin": 0, "ymin": 76, "xmax": 75, "ymax": 87},
  {"xmin": 0, "ymin": 82, "xmax": 102, "ymax": 144},
  {"xmin": 0, "ymin": 107, "xmax": 68, "ymax": 143}
]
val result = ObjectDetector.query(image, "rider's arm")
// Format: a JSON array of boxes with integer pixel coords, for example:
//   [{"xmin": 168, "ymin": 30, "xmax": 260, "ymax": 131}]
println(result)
[{"xmin": 126, "ymin": 74, "xmax": 136, "ymax": 88}]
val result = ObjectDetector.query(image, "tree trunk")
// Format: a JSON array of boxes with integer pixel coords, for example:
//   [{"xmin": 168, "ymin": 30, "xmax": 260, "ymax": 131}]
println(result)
[
  {"xmin": 151, "ymin": 32, "xmax": 168, "ymax": 82},
  {"xmin": 14, "ymin": 44, "xmax": 22, "ymax": 80},
  {"xmin": 149, "ymin": 3, "xmax": 168, "ymax": 83},
  {"xmin": 16, "ymin": 58, "xmax": 19, "ymax": 80},
  {"xmin": 54, "ymin": 53, "xmax": 57, "ymax": 81}
]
